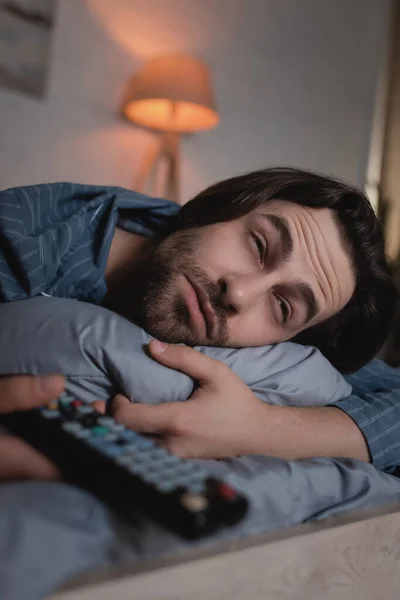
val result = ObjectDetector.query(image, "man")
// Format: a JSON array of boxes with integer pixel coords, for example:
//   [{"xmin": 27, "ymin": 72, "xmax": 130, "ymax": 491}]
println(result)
[{"xmin": 0, "ymin": 167, "xmax": 398, "ymax": 474}]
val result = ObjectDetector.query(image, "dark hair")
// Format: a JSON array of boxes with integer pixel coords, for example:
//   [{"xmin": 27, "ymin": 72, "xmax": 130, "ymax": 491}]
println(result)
[{"xmin": 177, "ymin": 167, "xmax": 398, "ymax": 373}]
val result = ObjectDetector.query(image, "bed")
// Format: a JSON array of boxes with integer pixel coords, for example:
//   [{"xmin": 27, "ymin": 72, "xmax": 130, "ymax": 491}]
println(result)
[{"xmin": 52, "ymin": 500, "xmax": 400, "ymax": 600}]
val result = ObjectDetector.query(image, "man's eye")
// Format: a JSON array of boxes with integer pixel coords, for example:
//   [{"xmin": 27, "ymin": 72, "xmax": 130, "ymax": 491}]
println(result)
[
  {"xmin": 274, "ymin": 293, "xmax": 290, "ymax": 323},
  {"xmin": 252, "ymin": 234, "xmax": 266, "ymax": 262}
]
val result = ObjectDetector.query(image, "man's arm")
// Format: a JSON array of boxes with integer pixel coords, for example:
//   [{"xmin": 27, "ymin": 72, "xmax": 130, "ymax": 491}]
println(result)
[
  {"xmin": 245, "ymin": 404, "xmax": 370, "ymax": 462},
  {"xmin": 330, "ymin": 360, "xmax": 400, "ymax": 470},
  {"xmin": 107, "ymin": 341, "xmax": 372, "ymax": 462},
  {"xmin": 0, "ymin": 183, "xmax": 118, "ymax": 303},
  {"xmin": 0, "ymin": 184, "xmax": 85, "ymax": 301}
]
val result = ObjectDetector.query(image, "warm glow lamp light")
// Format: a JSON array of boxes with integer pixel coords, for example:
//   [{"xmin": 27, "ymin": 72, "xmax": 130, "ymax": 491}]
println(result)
[{"xmin": 122, "ymin": 54, "xmax": 220, "ymax": 204}]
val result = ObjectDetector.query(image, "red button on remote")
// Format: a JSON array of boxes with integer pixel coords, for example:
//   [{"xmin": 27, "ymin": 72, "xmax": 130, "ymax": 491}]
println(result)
[{"xmin": 217, "ymin": 483, "xmax": 237, "ymax": 500}]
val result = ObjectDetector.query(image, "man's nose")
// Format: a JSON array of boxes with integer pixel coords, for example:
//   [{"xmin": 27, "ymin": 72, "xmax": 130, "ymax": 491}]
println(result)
[{"xmin": 220, "ymin": 273, "xmax": 276, "ymax": 312}]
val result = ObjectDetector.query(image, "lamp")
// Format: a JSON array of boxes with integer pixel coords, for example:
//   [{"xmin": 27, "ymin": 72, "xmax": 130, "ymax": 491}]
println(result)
[{"xmin": 122, "ymin": 54, "xmax": 220, "ymax": 204}]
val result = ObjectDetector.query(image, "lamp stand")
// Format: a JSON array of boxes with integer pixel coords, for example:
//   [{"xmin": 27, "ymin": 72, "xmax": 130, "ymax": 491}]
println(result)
[{"xmin": 134, "ymin": 131, "xmax": 181, "ymax": 205}]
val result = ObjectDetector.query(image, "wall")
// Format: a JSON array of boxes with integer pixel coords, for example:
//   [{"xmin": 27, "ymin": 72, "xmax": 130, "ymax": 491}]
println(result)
[
  {"xmin": 381, "ymin": 1, "xmax": 400, "ymax": 261},
  {"xmin": 0, "ymin": 0, "xmax": 392, "ymax": 202}
]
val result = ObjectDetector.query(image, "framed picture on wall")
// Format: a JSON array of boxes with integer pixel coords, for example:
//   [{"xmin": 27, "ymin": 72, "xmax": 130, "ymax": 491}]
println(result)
[{"xmin": 0, "ymin": 0, "xmax": 56, "ymax": 99}]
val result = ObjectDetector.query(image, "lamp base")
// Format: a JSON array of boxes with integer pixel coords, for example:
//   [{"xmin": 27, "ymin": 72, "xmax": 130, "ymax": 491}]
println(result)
[{"xmin": 134, "ymin": 131, "xmax": 180, "ymax": 205}]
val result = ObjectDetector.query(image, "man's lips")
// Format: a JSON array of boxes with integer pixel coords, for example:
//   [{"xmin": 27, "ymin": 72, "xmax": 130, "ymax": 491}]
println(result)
[{"xmin": 185, "ymin": 277, "xmax": 217, "ymax": 341}]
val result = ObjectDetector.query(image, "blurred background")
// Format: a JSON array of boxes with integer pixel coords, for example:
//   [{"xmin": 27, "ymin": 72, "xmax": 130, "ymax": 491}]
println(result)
[{"xmin": 1, "ymin": 0, "xmax": 400, "ymax": 355}]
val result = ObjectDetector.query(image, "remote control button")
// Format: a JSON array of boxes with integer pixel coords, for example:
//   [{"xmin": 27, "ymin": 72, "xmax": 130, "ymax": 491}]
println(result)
[
  {"xmin": 152, "ymin": 473, "xmax": 172, "ymax": 486},
  {"xmin": 88, "ymin": 438, "xmax": 109, "ymax": 451},
  {"xmin": 136, "ymin": 438, "xmax": 154, "ymax": 449},
  {"xmin": 157, "ymin": 466, "xmax": 180, "ymax": 479},
  {"xmin": 176, "ymin": 463, "xmax": 198, "ymax": 476},
  {"xmin": 59, "ymin": 398, "xmax": 73, "ymax": 408},
  {"xmin": 77, "ymin": 406, "xmax": 93, "ymax": 415},
  {"xmin": 217, "ymin": 483, "xmax": 237, "ymax": 501},
  {"xmin": 108, "ymin": 422, "xmax": 126, "ymax": 433},
  {"xmin": 62, "ymin": 422, "xmax": 83, "ymax": 433},
  {"xmin": 128, "ymin": 462, "xmax": 148, "ymax": 475},
  {"xmin": 97, "ymin": 417, "xmax": 115, "ymax": 427},
  {"xmin": 41, "ymin": 409, "xmax": 61, "ymax": 419},
  {"xmin": 147, "ymin": 458, "xmax": 167, "ymax": 471},
  {"xmin": 158, "ymin": 455, "xmax": 180, "ymax": 467},
  {"xmin": 58, "ymin": 392, "xmax": 74, "ymax": 403},
  {"xmin": 73, "ymin": 428, "xmax": 91, "ymax": 439},
  {"xmin": 115, "ymin": 455, "xmax": 135, "ymax": 467},
  {"xmin": 103, "ymin": 445, "xmax": 126, "ymax": 458},
  {"xmin": 48, "ymin": 400, "xmax": 59, "ymax": 410},
  {"xmin": 72, "ymin": 400, "xmax": 83, "ymax": 408},
  {"xmin": 130, "ymin": 450, "xmax": 153, "ymax": 463},
  {"xmin": 188, "ymin": 483, "xmax": 206, "ymax": 495},
  {"xmin": 104, "ymin": 433, "xmax": 119, "ymax": 443},
  {"xmin": 119, "ymin": 430, "xmax": 141, "ymax": 443},
  {"xmin": 156, "ymin": 481, "xmax": 176, "ymax": 494},
  {"xmin": 120, "ymin": 443, "xmax": 141, "ymax": 454},
  {"xmin": 91, "ymin": 426, "xmax": 109, "ymax": 437},
  {"xmin": 175, "ymin": 474, "xmax": 200, "ymax": 488},
  {"xmin": 180, "ymin": 493, "xmax": 208, "ymax": 513},
  {"xmin": 147, "ymin": 448, "xmax": 167, "ymax": 461},
  {"xmin": 187, "ymin": 472, "xmax": 207, "ymax": 485}
]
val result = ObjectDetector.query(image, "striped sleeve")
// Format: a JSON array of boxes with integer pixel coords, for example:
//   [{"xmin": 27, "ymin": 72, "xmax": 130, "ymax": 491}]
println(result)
[
  {"xmin": 0, "ymin": 183, "xmax": 113, "ymax": 302},
  {"xmin": 333, "ymin": 360, "xmax": 400, "ymax": 470}
]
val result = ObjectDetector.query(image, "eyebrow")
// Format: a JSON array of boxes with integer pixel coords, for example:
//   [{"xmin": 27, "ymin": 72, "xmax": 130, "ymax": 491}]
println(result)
[
  {"xmin": 261, "ymin": 213, "xmax": 318, "ymax": 324},
  {"xmin": 295, "ymin": 281, "xmax": 319, "ymax": 324}
]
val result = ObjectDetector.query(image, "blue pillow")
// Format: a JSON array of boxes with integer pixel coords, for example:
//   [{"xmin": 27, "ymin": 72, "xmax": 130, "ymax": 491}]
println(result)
[{"xmin": 0, "ymin": 297, "xmax": 351, "ymax": 407}]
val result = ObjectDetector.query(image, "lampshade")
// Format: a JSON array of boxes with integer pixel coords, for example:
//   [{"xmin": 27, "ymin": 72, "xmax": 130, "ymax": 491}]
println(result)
[{"xmin": 122, "ymin": 54, "xmax": 220, "ymax": 133}]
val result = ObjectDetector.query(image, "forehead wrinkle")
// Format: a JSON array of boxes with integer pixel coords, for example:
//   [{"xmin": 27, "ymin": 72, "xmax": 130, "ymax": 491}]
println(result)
[
  {"xmin": 292, "ymin": 210, "xmax": 336, "ymax": 311},
  {"xmin": 305, "ymin": 209, "xmax": 346, "ymax": 311}
]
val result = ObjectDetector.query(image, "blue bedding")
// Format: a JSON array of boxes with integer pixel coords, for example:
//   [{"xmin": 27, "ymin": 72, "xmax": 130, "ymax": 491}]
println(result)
[
  {"xmin": 1, "ymin": 455, "xmax": 400, "ymax": 600},
  {"xmin": 1, "ymin": 298, "xmax": 399, "ymax": 598}
]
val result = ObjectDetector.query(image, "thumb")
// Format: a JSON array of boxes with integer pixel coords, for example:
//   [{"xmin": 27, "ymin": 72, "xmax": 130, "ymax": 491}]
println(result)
[
  {"xmin": 149, "ymin": 340, "xmax": 227, "ymax": 384},
  {"xmin": 91, "ymin": 400, "xmax": 106, "ymax": 414}
]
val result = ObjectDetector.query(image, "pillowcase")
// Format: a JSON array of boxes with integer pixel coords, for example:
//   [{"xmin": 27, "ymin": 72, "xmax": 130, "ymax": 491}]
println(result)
[{"xmin": 0, "ymin": 297, "xmax": 351, "ymax": 407}]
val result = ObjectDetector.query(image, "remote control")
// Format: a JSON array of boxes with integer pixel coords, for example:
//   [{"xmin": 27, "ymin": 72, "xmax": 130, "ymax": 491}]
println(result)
[{"xmin": 0, "ymin": 393, "xmax": 248, "ymax": 540}]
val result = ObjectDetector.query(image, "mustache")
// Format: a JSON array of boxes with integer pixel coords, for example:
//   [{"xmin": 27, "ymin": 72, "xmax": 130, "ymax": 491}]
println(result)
[
  {"xmin": 139, "ymin": 242, "xmax": 231, "ymax": 345},
  {"xmin": 191, "ymin": 270, "xmax": 230, "ymax": 343}
]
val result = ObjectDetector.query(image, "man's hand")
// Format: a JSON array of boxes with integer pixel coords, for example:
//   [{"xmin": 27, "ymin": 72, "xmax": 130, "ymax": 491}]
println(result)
[
  {"xmin": 102, "ymin": 341, "xmax": 370, "ymax": 463},
  {"xmin": 102, "ymin": 341, "xmax": 267, "ymax": 458},
  {"xmin": 0, "ymin": 375, "xmax": 65, "ymax": 481}
]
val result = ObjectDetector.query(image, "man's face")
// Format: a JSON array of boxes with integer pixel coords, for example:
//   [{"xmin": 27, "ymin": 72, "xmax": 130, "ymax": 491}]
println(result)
[{"xmin": 137, "ymin": 200, "xmax": 356, "ymax": 347}]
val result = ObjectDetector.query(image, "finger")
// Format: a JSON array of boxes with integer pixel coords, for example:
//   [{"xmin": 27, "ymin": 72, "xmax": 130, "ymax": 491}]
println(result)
[
  {"xmin": 0, "ymin": 435, "xmax": 60, "ymax": 481},
  {"xmin": 0, "ymin": 375, "xmax": 65, "ymax": 414},
  {"xmin": 91, "ymin": 400, "xmax": 106, "ymax": 414},
  {"xmin": 149, "ymin": 341, "xmax": 227, "ymax": 384},
  {"xmin": 108, "ymin": 394, "xmax": 132, "ymax": 418},
  {"xmin": 157, "ymin": 438, "xmax": 189, "ymax": 458},
  {"xmin": 110, "ymin": 398, "xmax": 177, "ymax": 434}
]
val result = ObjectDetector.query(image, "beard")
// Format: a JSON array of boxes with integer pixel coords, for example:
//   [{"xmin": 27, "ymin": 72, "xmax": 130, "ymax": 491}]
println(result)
[{"xmin": 135, "ymin": 229, "xmax": 230, "ymax": 346}]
